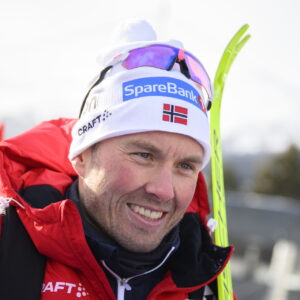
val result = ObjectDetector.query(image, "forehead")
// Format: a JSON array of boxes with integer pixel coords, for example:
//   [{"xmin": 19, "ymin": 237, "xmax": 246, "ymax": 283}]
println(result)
[{"xmin": 102, "ymin": 131, "xmax": 204, "ymax": 157}]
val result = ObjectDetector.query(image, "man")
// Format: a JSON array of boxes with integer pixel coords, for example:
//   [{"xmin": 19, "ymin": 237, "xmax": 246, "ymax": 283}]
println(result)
[{"xmin": 0, "ymin": 20, "xmax": 233, "ymax": 299}]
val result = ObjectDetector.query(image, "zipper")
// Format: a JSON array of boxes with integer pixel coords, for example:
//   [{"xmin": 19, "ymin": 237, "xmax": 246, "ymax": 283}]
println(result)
[
  {"xmin": 0, "ymin": 196, "xmax": 25, "ymax": 215},
  {"xmin": 101, "ymin": 246, "xmax": 176, "ymax": 300},
  {"xmin": 117, "ymin": 278, "xmax": 132, "ymax": 300},
  {"xmin": 101, "ymin": 261, "xmax": 131, "ymax": 300}
]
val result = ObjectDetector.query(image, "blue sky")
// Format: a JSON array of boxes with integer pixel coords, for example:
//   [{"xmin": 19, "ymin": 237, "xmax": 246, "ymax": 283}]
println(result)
[{"xmin": 1, "ymin": 0, "xmax": 299, "ymax": 154}]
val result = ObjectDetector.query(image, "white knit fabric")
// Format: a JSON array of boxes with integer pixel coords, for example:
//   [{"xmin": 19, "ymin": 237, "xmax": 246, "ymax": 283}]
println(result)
[{"xmin": 69, "ymin": 20, "xmax": 211, "ymax": 170}]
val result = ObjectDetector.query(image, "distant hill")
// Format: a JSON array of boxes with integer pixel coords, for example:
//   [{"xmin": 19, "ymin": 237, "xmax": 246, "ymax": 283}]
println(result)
[
  {"xmin": 223, "ymin": 152, "xmax": 272, "ymax": 191},
  {"xmin": 203, "ymin": 152, "xmax": 274, "ymax": 192}
]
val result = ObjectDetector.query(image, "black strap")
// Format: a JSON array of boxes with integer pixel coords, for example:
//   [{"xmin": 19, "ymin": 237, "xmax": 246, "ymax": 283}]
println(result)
[
  {"xmin": 79, "ymin": 66, "xmax": 113, "ymax": 117},
  {"xmin": 188, "ymin": 286, "xmax": 205, "ymax": 299},
  {"xmin": 0, "ymin": 205, "xmax": 46, "ymax": 300},
  {"xmin": 188, "ymin": 280, "xmax": 218, "ymax": 299}
]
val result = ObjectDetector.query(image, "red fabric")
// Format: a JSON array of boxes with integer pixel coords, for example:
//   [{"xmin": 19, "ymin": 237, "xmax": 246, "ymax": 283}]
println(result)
[
  {"xmin": 186, "ymin": 172, "xmax": 210, "ymax": 225},
  {"xmin": 17, "ymin": 199, "xmax": 116, "ymax": 299},
  {"xmin": 0, "ymin": 118, "xmax": 77, "ymax": 198},
  {"xmin": 0, "ymin": 118, "xmax": 221, "ymax": 299}
]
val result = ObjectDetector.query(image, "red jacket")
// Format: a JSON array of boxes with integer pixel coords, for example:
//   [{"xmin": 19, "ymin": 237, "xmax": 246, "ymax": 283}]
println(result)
[{"xmin": 0, "ymin": 118, "xmax": 233, "ymax": 300}]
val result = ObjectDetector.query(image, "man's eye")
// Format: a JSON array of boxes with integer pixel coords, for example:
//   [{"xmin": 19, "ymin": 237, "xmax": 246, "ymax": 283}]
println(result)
[
  {"xmin": 180, "ymin": 163, "xmax": 193, "ymax": 170},
  {"xmin": 136, "ymin": 152, "xmax": 151, "ymax": 159}
]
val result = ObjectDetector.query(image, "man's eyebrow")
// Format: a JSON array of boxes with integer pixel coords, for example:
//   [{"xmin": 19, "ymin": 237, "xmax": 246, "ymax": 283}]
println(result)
[
  {"xmin": 124, "ymin": 140, "xmax": 162, "ymax": 155},
  {"xmin": 183, "ymin": 155, "xmax": 203, "ymax": 165}
]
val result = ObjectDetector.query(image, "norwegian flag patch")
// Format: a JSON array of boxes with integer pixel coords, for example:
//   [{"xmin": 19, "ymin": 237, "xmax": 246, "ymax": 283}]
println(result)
[{"xmin": 162, "ymin": 104, "xmax": 188, "ymax": 125}]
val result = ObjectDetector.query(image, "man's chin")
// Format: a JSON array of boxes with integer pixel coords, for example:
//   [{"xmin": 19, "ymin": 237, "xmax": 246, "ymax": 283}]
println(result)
[{"xmin": 117, "ymin": 237, "xmax": 161, "ymax": 253}]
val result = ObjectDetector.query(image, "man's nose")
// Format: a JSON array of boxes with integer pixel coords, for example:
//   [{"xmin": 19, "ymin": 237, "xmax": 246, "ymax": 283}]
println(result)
[{"xmin": 144, "ymin": 166, "xmax": 175, "ymax": 201}]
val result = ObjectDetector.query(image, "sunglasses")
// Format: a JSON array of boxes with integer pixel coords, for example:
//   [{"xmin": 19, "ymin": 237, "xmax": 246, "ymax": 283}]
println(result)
[
  {"xmin": 119, "ymin": 44, "xmax": 213, "ymax": 109},
  {"xmin": 79, "ymin": 44, "xmax": 213, "ymax": 117}
]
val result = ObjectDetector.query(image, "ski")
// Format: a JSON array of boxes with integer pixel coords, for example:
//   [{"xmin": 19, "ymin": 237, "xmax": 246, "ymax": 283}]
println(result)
[{"xmin": 210, "ymin": 24, "xmax": 251, "ymax": 300}]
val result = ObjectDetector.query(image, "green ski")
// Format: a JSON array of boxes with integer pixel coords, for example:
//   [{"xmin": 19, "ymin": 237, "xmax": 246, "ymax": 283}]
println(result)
[{"xmin": 210, "ymin": 24, "xmax": 251, "ymax": 300}]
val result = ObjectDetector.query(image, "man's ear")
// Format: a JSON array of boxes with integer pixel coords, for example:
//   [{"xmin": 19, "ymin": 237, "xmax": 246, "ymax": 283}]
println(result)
[{"xmin": 70, "ymin": 148, "xmax": 92, "ymax": 177}]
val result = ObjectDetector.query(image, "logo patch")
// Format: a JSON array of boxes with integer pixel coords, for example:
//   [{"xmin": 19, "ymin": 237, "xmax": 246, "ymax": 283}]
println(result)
[
  {"xmin": 78, "ymin": 109, "xmax": 112, "ymax": 136},
  {"xmin": 123, "ymin": 77, "xmax": 205, "ymax": 112},
  {"xmin": 162, "ymin": 104, "xmax": 188, "ymax": 125},
  {"xmin": 42, "ymin": 281, "xmax": 89, "ymax": 298}
]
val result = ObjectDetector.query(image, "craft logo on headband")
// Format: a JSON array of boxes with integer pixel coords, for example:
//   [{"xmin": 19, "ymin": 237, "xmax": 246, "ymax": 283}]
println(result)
[
  {"xmin": 77, "ymin": 110, "xmax": 112, "ymax": 136},
  {"xmin": 122, "ymin": 77, "xmax": 207, "ymax": 114}
]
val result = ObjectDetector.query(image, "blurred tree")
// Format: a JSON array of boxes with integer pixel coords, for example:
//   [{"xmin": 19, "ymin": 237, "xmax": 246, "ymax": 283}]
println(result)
[
  {"xmin": 203, "ymin": 162, "xmax": 239, "ymax": 191},
  {"xmin": 223, "ymin": 163, "xmax": 239, "ymax": 191},
  {"xmin": 253, "ymin": 144, "xmax": 300, "ymax": 200}
]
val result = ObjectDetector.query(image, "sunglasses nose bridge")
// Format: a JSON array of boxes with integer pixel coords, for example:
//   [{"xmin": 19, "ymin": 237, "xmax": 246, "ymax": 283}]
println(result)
[
  {"xmin": 174, "ymin": 49, "xmax": 191, "ymax": 80},
  {"xmin": 177, "ymin": 49, "xmax": 185, "ymax": 62}
]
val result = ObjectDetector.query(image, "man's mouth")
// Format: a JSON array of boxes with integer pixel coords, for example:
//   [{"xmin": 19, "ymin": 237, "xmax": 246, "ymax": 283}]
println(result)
[{"xmin": 128, "ymin": 204, "xmax": 164, "ymax": 221}]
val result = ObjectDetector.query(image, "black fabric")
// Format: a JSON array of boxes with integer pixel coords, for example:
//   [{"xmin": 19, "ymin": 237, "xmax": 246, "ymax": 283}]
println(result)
[
  {"xmin": 188, "ymin": 286, "xmax": 205, "ymax": 299},
  {"xmin": 0, "ymin": 185, "xmax": 63, "ymax": 299},
  {"xmin": 207, "ymin": 280, "xmax": 218, "ymax": 299},
  {"xmin": 0, "ymin": 205, "xmax": 46, "ymax": 300},
  {"xmin": 19, "ymin": 184, "xmax": 64, "ymax": 208},
  {"xmin": 188, "ymin": 280, "xmax": 218, "ymax": 300},
  {"xmin": 169, "ymin": 212, "xmax": 231, "ymax": 288}
]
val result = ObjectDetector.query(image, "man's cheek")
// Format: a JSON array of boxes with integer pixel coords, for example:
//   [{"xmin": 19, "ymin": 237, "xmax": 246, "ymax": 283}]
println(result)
[
  {"xmin": 178, "ymin": 184, "xmax": 198, "ymax": 211},
  {"xmin": 110, "ymin": 165, "xmax": 143, "ymax": 192},
  {"xmin": 184, "ymin": 195, "xmax": 195, "ymax": 210}
]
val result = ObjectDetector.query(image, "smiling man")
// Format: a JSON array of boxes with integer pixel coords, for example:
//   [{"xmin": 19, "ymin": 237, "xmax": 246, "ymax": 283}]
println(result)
[
  {"xmin": 74, "ymin": 132, "xmax": 204, "ymax": 253},
  {"xmin": 0, "ymin": 20, "xmax": 234, "ymax": 300}
]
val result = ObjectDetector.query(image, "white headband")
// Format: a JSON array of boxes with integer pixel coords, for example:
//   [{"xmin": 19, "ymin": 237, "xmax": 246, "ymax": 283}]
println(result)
[
  {"xmin": 69, "ymin": 20, "xmax": 211, "ymax": 170},
  {"xmin": 69, "ymin": 67, "xmax": 211, "ymax": 169}
]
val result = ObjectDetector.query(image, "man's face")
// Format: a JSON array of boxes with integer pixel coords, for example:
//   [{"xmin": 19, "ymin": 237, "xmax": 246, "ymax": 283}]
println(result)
[{"xmin": 77, "ymin": 131, "xmax": 204, "ymax": 253}]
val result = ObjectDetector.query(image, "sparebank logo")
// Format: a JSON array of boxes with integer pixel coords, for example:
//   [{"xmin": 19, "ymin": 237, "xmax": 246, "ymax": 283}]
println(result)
[{"xmin": 122, "ymin": 77, "xmax": 205, "ymax": 112}]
